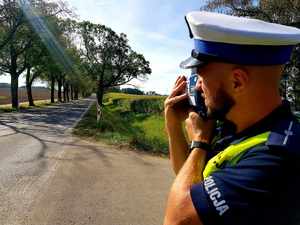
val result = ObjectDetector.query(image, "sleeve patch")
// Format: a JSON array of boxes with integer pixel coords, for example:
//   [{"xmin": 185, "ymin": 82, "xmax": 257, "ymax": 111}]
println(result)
[{"xmin": 204, "ymin": 176, "xmax": 229, "ymax": 216}]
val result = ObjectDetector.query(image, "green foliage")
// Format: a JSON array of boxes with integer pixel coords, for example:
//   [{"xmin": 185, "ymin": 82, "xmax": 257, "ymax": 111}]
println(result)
[
  {"xmin": 130, "ymin": 99, "xmax": 164, "ymax": 114},
  {"xmin": 131, "ymin": 114, "xmax": 167, "ymax": 152},
  {"xmin": 0, "ymin": 1, "xmax": 150, "ymax": 108},
  {"xmin": 203, "ymin": 0, "xmax": 300, "ymax": 24},
  {"xmin": 121, "ymin": 88, "xmax": 144, "ymax": 95},
  {"xmin": 103, "ymin": 92, "xmax": 163, "ymax": 105},
  {"xmin": 0, "ymin": 0, "xmax": 76, "ymax": 108},
  {"xmin": 74, "ymin": 93, "xmax": 169, "ymax": 155},
  {"xmin": 107, "ymin": 86, "xmax": 121, "ymax": 93},
  {"xmin": 77, "ymin": 21, "xmax": 151, "ymax": 106}
]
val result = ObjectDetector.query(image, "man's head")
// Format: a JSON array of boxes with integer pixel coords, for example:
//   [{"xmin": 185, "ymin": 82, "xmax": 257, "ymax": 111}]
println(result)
[
  {"xmin": 180, "ymin": 11, "xmax": 300, "ymax": 122},
  {"xmin": 194, "ymin": 62, "xmax": 284, "ymax": 120}
]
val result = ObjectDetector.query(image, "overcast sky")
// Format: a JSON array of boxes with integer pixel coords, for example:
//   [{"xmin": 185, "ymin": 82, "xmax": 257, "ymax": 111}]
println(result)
[{"xmin": 0, "ymin": 0, "xmax": 206, "ymax": 95}]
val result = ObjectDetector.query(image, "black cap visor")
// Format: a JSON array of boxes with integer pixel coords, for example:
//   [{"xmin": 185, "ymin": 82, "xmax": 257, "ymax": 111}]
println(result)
[
  {"xmin": 180, "ymin": 49, "xmax": 231, "ymax": 69},
  {"xmin": 180, "ymin": 56, "xmax": 205, "ymax": 69}
]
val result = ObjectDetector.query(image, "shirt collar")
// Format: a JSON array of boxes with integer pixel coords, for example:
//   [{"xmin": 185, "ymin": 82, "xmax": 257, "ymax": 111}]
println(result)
[
  {"xmin": 215, "ymin": 100, "xmax": 294, "ymax": 150},
  {"xmin": 234, "ymin": 100, "xmax": 293, "ymax": 139}
]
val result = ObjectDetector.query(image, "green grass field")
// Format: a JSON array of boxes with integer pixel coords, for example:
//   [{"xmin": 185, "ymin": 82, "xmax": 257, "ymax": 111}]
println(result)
[{"xmin": 73, "ymin": 93, "xmax": 169, "ymax": 155}]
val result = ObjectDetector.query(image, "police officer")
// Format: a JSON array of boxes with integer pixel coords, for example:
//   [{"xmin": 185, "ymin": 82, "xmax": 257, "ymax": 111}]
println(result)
[{"xmin": 163, "ymin": 11, "xmax": 300, "ymax": 225}]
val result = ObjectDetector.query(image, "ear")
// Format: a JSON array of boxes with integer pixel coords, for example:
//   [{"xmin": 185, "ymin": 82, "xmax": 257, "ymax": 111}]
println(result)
[{"xmin": 230, "ymin": 67, "xmax": 250, "ymax": 94}]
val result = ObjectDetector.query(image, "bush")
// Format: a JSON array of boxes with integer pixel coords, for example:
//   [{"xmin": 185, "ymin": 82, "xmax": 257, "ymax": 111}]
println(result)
[
  {"xmin": 130, "ymin": 99, "xmax": 164, "ymax": 114},
  {"xmin": 121, "ymin": 88, "xmax": 144, "ymax": 95}
]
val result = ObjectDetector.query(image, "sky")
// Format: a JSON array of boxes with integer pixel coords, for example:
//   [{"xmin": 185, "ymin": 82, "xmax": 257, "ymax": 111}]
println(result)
[{"xmin": 0, "ymin": 0, "xmax": 207, "ymax": 95}]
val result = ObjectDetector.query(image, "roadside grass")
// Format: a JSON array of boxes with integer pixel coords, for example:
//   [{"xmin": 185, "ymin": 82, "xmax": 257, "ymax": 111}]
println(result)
[
  {"xmin": 73, "ymin": 93, "xmax": 169, "ymax": 155},
  {"xmin": 0, "ymin": 99, "xmax": 55, "ymax": 112}
]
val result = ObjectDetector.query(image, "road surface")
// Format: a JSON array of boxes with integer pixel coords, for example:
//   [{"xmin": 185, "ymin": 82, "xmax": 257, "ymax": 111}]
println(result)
[{"xmin": 0, "ymin": 98, "xmax": 174, "ymax": 225}]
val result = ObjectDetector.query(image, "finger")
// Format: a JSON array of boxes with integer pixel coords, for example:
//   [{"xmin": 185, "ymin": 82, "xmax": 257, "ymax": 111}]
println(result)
[
  {"xmin": 165, "ymin": 93, "xmax": 187, "ymax": 107},
  {"xmin": 170, "ymin": 81, "xmax": 187, "ymax": 98},
  {"xmin": 167, "ymin": 93, "xmax": 188, "ymax": 106},
  {"xmin": 174, "ymin": 75, "xmax": 186, "ymax": 87},
  {"xmin": 188, "ymin": 111, "xmax": 200, "ymax": 120},
  {"xmin": 174, "ymin": 76, "xmax": 182, "ymax": 86}
]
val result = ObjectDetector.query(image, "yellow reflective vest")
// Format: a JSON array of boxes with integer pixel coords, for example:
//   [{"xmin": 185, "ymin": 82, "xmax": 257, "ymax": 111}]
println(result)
[{"xmin": 203, "ymin": 131, "xmax": 271, "ymax": 178}]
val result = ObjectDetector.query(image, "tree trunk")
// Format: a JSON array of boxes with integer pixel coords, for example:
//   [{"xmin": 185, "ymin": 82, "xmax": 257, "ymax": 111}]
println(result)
[
  {"xmin": 66, "ymin": 83, "xmax": 70, "ymax": 102},
  {"xmin": 11, "ymin": 74, "xmax": 19, "ymax": 109},
  {"xmin": 63, "ymin": 88, "xmax": 66, "ymax": 102},
  {"xmin": 58, "ymin": 78, "xmax": 62, "ymax": 102},
  {"xmin": 26, "ymin": 83, "xmax": 34, "ymax": 106},
  {"xmin": 96, "ymin": 86, "xmax": 104, "ymax": 123},
  {"xmin": 51, "ymin": 76, "xmax": 55, "ymax": 103},
  {"xmin": 74, "ymin": 87, "xmax": 79, "ymax": 100},
  {"xmin": 9, "ymin": 40, "xmax": 19, "ymax": 110},
  {"xmin": 63, "ymin": 81, "xmax": 67, "ymax": 102},
  {"xmin": 25, "ymin": 66, "xmax": 35, "ymax": 106},
  {"xmin": 70, "ymin": 85, "xmax": 74, "ymax": 100}
]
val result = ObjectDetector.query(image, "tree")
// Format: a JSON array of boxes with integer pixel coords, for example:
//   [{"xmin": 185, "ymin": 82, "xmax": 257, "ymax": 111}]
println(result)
[
  {"xmin": 78, "ymin": 21, "xmax": 151, "ymax": 122},
  {"xmin": 283, "ymin": 46, "xmax": 300, "ymax": 109},
  {"xmin": 23, "ymin": 32, "xmax": 49, "ymax": 106},
  {"xmin": 0, "ymin": 0, "xmax": 73, "ymax": 109},
  {"xmin": 0, "ymin": 0, "xmax": 25, "ymax": 50},
  {"xmin": 22, "ymin": 1, "xmax": 73, "ymax": 106},
  {"xmin": 32, "ymin": 51, "xmax": 62, "ymax": 103},
  {"xmin": 64, "ymin": 45, "xmax": 94, "ymax": 100},
  {"xmin": 0, "ymin": 0, "xmax": 30, "ymax": 109},
  {"xmin": 202, "ymin": 0, "xmax": 300, "ymax": 109}
]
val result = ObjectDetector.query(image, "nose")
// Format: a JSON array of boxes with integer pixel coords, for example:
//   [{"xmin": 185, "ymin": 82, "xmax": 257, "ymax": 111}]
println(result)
[{"xmin": 195, "ymin": 76, "xmax": 203, "ymax": 93}]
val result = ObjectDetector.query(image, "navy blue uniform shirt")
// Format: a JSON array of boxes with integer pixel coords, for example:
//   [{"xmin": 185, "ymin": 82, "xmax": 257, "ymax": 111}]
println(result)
[{"xmin": 190, "ymin": 101, "xmax": 300, "ymax": 225}]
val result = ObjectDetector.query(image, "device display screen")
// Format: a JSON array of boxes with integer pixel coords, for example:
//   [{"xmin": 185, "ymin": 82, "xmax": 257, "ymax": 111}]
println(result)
[
  {"xmin": 187, "ymin": 68, "xmax": 208, "ymax": 119},
  {"xmin": 187, "ymin": 71, "xmax": 198, "ymax": 106}
]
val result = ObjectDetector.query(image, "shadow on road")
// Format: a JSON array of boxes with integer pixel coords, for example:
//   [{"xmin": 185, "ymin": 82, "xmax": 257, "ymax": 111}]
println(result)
[
  {"xmin": 0, "ymin": 99, "xmax": 94, "ymax": 163},
  {"xmin": 0, "ymin": 98, "xmax": 156, "ymax": 173}
]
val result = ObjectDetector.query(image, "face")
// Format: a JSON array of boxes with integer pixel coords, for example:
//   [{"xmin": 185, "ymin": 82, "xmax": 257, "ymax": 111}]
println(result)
[{"xmin": 195, "ymin": 63, "xmax": 235, "ymax": 120}]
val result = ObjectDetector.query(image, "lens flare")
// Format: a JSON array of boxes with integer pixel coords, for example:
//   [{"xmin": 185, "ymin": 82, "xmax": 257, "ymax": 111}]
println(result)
[{"xmin": 18, "ymin": 0, "xmax": 74, "ymax": 73}]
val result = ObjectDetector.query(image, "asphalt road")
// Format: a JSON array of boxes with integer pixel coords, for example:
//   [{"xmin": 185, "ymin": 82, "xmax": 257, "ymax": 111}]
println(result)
[{"xmin": 0, "ymin": 98, "xmax": 174, "ymax": 225}]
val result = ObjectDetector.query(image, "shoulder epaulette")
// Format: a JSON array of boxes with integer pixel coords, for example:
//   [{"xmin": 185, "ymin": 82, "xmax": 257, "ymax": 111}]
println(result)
[{"xmin": 266, "ymin": 117, "xmax": 300, "ymax": 155}]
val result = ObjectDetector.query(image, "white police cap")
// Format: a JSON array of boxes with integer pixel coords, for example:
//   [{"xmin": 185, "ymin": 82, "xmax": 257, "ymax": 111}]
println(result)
[{"xmin": 180, "ymin": 11, "xmax": 300, "ymax": 69}]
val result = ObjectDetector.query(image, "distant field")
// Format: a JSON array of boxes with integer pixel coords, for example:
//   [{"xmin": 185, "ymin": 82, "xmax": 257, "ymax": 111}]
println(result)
[{"xmin": 0, "ymin": 87, "xmax": 57, "ymax": 105}]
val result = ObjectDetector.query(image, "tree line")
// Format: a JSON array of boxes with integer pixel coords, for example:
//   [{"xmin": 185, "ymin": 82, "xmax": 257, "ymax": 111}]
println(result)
[
  {"xmin": 202, "ymin": 0, "xmax": 300, "ymax": 110},
  {"xmin": 0, "ymin": 0, "xmax": 151, "ymax": 121}
]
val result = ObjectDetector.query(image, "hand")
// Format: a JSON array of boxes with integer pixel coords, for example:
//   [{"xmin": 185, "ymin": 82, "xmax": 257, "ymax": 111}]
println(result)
[
  {"xmin": 185, "ymin": 111, "xmax": 215, "ymax": 143},
  {"xmin": 164, "ymin": 76, "xmax": 191, "ymax": 129}
]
